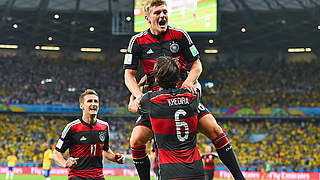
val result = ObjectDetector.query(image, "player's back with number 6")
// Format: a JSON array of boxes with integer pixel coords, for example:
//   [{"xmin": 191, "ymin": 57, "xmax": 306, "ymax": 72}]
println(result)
[{"xmin": 139, "ymin": 56, "xmax": 205, "ymax": 179}]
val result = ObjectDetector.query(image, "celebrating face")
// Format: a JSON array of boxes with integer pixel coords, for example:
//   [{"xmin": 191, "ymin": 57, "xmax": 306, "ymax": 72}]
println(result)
[
  {"xmin": 80, "ymin": 94, "xmax": 99, "ymax": 116},
  {"xmin": 146, "ymin": 4, "xmax": 168, "ymax": 35}
]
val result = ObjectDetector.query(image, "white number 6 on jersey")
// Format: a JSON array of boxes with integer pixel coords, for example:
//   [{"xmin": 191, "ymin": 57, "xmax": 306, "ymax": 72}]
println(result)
[{"xmin": 175, "ymin": 109, "xmax": 189, "ymax": 142}]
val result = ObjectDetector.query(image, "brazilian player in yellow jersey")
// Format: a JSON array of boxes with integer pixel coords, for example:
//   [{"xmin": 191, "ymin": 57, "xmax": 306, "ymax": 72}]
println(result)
[
  {"xmin": 43, "ymin": 143, "xmax": 53, "ymax": 180},
  {"xmin": 6, "ymin": 152, "xmax": 17, "ymax": 179}
]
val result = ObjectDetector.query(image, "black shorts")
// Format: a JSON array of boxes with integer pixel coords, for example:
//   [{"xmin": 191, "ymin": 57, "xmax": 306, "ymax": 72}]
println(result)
[{"xmin": 135, "ymin": 102, "xmax": 211, "ymax": 129}]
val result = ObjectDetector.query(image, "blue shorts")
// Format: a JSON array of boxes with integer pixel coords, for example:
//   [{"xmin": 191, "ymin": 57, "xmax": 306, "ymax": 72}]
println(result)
[
  {"xmin": 43, "ymin": 169, "xmax": 50, "ymax": 177},
  {"xmin": 8, "ymin": 167, "xmax": 13, "ymax": 171}
]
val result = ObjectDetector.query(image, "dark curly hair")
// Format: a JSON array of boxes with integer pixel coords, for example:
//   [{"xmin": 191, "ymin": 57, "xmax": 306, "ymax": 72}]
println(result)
[{"xmin": 153, "ymin": 56, "xmax": 181, "ymax": 89}]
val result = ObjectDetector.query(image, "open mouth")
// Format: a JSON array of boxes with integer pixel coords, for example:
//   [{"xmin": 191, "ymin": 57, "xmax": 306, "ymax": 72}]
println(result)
[
  {"xmin": 159, "ymin": 20, "xmax": 166, "ymax": 27},
  {"xmin": 89, "ymin": 107, "xmax": 97, "ymax": 111}
]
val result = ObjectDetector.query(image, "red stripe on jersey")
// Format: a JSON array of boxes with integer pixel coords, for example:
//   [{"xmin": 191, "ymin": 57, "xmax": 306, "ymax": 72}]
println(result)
[
  {"xmin": 142, "ymin": 55, "xmax": 187, "ymax": 75},
  {"xmin": 71, "ymin": 123, "xmax": 91, "ymax": 132},
  {"xmin": 158, "ymin": 146, "xmax": 201, "ymax": 164},
  {"xmin": 161, "ymin": 29, "xmax": 183, "ymax": 41},
  {"xmin": 150, "ymin": 93, "xmax": 197, "ymax": 104},
  {"xmin": 151, "ymin": 114, "xmax": 198, "ymax": 134},
  {"xmin": 70, "ymin": 143, "xmax": 104, "ymax": 157},
  {"xmin": 71, "ymin": 121, "xmax": 108, "ymax": 133},
  {"xmin": 136, "ymin": 33, "xmax": 158, "ymax": 45},
  {"xmin": 69, "ymin": 168, "xmax": 103, "ymax": 178},
  {"xmin": 141, "ymin": 59, "xmax": 157, "ymax": 74}
]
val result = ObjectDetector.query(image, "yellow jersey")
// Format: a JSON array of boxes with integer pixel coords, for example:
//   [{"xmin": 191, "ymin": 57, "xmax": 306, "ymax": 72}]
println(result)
[
  {"xmin": 43, "ymin": 149, "xmax": 53, "ymax": 170},
  {"xmin": 7, "ymin": 155, "xmax": 17, "ymax": 167}
]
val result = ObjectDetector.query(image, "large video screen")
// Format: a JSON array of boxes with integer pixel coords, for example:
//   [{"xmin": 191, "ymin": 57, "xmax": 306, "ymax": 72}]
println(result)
[{"xmin": 134, "ymin": 0, "xmax": 218, "ymax": 33}]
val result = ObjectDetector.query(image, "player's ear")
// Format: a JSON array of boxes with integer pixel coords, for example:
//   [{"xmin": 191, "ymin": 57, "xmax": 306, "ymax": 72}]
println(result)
[
  {"xmin": 145, "ymin": 15, "xmax": 151, "ymax": 24},
  {"xmin": 80, "ymin": 103, "xmax": 84, "ymax": 110}
]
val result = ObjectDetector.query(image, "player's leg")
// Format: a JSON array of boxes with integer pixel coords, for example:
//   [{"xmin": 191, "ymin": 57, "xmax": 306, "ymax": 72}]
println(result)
[
  {"xmin": 198, "ymin": 111, "xmax": 245, "ymax": 180},
  {"xmin": 44, "ymin": 169, "xmax": 51, "ymax": 180},
  {"xmin": 208, "ymin": 169, "xmax": 214, "ymax": 180},
  {"xmin": 130, "ymin": 115, "xmax": 153, "ymax": 180},
  {"xmin": 5, "ymin": 167, "xmax": 10, "ymax": 179},
  {"xmin": 10, "ymin": 168, "xmax": 14, "ymax": 179}
]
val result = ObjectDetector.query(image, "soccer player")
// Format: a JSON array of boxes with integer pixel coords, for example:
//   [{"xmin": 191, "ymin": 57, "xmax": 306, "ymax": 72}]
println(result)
[
  {"xmin": 6, "ymin": 152, "xmax": 17, "ymax": 179},
  {"xmin": 124, "ymin": 0, "xmax": 245, "ymax": 179},
  {"xmin": 52, "ymin": 89, "xmax": 125, "ymax": 180},
  {"xmin": 201, "ymin": 145, "xmax": 218, "ymax": 180},
  {"xmin": 150, "ymin": 139, "xmax": 159, "ymax": 180},
  {"xmin": 43, "ymin": 143, "xmax": 53, "ymax": 180},
  {"xmin": 129, "ymin": 56, "xmax": 205, "ymax": 179}
]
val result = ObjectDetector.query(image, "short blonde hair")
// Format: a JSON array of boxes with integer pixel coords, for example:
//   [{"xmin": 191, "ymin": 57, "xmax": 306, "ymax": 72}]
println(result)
[
  {"xmin": 79, "ymin": 89, "xmax": 98, "ymax": 104},
  {"xmin": 143, "ymin": 0, "xmax": 167, "ymax": 16}
]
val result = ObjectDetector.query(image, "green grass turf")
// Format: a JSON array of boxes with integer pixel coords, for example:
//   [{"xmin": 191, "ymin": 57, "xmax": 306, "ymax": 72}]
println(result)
[
  {"xmin": 134, "ymin": 1, "xmax": 217, "ymax": 32},
  {"xmin": 0, "ymin": 175, "xmax": 228, "ymax": 180}
]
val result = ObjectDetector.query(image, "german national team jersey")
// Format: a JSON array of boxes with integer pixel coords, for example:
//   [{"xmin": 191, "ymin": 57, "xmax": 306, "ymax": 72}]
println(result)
[
  {"xmin": 43, "ymin": 149, "xmax": 53, "ymax": 170},
  {"xmin": 55, "ymin": 119, "xmax": 110, "ymax": 179},
  {"xmin": 140, "ymin": 88, "xmax": 205, "ymax": 180},
  {"xmin": 123, "ymin": 26, "xmax": 200, "ymax": 89},
  {"xmin": 201, "ymin": 152, "xmax": 218, "ymax": 170}
]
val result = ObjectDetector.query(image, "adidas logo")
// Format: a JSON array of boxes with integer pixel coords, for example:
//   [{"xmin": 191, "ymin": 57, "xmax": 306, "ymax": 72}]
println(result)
[
  {"xmin": 80, "ymin": 136, "xmax": 87, "ymax": 141},
  {"xmin": 146, "ymin": 48, "xmax": 154, "ymax": 54}
]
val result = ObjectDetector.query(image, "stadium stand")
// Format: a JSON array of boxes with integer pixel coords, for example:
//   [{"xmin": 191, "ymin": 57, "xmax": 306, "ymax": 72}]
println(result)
[{"xmin": 1, "ymin": 114, "xmax": 319, "ymax": 172}]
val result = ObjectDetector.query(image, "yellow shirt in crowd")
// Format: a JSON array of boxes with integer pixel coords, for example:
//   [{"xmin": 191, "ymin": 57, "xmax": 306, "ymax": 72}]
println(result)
[
  {"xmin": 7, "ymin": 155, "xmax": 17, "ymax": 167},
  {"xmin": 43, "ymin": 149, "xmax": 53, "ymax": 170}
]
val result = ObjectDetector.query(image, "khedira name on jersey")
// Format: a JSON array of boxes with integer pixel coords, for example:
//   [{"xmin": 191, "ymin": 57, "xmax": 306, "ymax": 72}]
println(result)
[{"xmin": 168, "ymin": 97, "xmax": 189, "ymax": 106}]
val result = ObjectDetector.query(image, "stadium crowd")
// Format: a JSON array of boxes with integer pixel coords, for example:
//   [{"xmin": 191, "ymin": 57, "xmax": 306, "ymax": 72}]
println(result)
[
  {"xmin": 201, "ymin": 59, "xmax": 320, "ymax": 108},
  {"xmin": 1, "ymin": 114, "xmax": 319, "ymax": 172},
  {"xmin": 1, "ymin": 54, "xmax": 320, "ymax": 108},
  {"xmin": 0, "ymin": 55, "xmax": 128, "ymax": 107}
]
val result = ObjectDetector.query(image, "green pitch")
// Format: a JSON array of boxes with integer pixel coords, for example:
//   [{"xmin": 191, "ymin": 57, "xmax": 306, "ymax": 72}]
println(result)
[{"xmin": 134, "ymin": 1, "xmax": 217, "ymax": 32}]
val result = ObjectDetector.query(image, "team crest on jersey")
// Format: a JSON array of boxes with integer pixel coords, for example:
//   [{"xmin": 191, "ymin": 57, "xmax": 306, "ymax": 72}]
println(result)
[
  {"xmin": 99, "ymin": 132, "xmax": 106, "ymax": 142},
  {"xmin": 170, "ymin": 41, "xmax": 179, "ymax": 53}
]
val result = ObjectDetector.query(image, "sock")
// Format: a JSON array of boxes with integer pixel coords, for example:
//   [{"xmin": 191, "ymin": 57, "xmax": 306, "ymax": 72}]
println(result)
[
  {"xmin": 6, "ymin": 171, "xmax": 9, "ymax": 179},
  {"xmin": 131, "ymin": 145, "xmax": 150, "ymax": 180},
  {"xmin": 46, "ymin": 177, "xmax": 51, "ymax": 180},
  {"xmin": 213, "ymin": 133, "xmax": 245, "ymax": 180},
  {"xmin": 10, "ymin": 172, "xmax": 14, "ymax": 179}
]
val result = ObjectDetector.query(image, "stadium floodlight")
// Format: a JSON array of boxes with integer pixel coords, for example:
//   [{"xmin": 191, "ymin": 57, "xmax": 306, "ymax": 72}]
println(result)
[
  {"xmin": 54, "ymin": 14, "xmax": 60, "ymax": 20},
  {"xmin": 204, "ymin": 49, "xmax": 218, "ymax": 54},
  {"xmin": 0, "ymin": 44, "xmax": 18, "ymax": 49},
  {"xmin": 120, "ymin": 48, "xmax": 127, "ymax": 53},
  {"xmin": 241, "ymin": 27, "xmax": 246, "ymax": 33},
  {"xmin": 48, "ymin": 36, "xmax": 53, "ymax": 41},
  {"xmin": 40, "ymin": 46, "xmax": 60, "ymax": 51},
  {"xmin": 80, "ymin": 48, "xmax": 102, "ymax": 52},
  {"xmin": 318, "ymin": 25, "xmax": 320, "ymax": 30},
  {"xmin": 287, "ymin": 48, "xmax": 311, "ymax": 53},
  {"xmin": 126, "ymin": 16, "xmax": 132, "ymax": 22},
  {"xmin": 305, "ymin": 48, "xmax": 312, "ymax": 52},
  {"xmin": 208, "ymin": 39, "xmax": 214, "ymax": 44},
  {"xmin": 89, "ymin": 26, "xmax": 95, "ymax": 32},
  {"xmin": 12, "ymin": 24, "xmax": 18, "ymax": 29},
  {"xmin": 35, "ymin": 46, "xmax": 40, "ymax": 50}
]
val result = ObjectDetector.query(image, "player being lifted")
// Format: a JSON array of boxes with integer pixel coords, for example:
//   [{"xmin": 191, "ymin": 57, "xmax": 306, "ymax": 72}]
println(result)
[{"xmin": 123, "ymin": 0, "xmax": 245, "ymax": 179}]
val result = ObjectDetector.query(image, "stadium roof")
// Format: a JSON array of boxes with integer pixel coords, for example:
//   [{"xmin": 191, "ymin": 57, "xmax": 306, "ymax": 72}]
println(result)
[{"xmin": 0, "ymin": 0, "xmax": 319, "ymax": 53}]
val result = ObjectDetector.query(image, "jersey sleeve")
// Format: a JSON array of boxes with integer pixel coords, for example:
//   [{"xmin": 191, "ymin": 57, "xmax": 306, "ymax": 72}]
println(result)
[
  {"xmin": 180, "ymin": 30, "xmax": 200, "ymax": 63},
  {"xmin": 55, "ymin": 125, "xmax": 73, "ymax": 153},
  {"xmin": 103, "ymin": 125, "xmax": 110, "ymax": 152},
  {"xmin": 139, "ymin": 93, "xmax": 150, "ymax": 114},
  {"xmin": 123, "ymin": 35, "xmax": 141, "ymax": 70}
]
